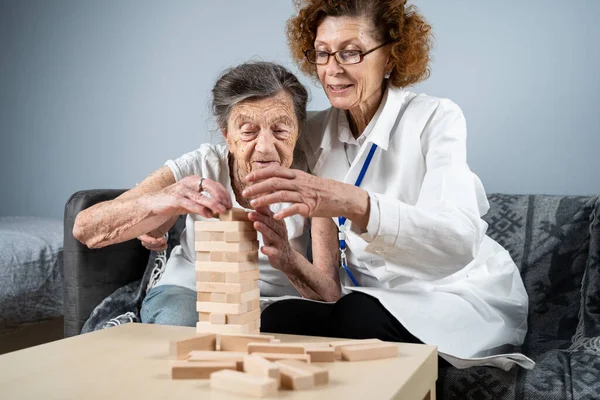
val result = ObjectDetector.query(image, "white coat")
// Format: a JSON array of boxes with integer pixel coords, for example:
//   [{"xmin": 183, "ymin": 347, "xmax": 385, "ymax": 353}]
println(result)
[{"xmin": 300, "ymin": 87, "xmax": 535, "ymax": 370}]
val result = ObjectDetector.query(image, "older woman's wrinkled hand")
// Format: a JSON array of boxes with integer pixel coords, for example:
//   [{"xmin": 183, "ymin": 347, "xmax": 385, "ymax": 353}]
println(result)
[
  {"xmin": 249, "ymin": 206, "xmax": 295, "ymax": 273},
  {"xmin": 146, "ymin": 175, "xmax": 232, "ymax": 220},
  {"xmin": 242, "ymin": 165, "xmax": 366, "ymax": 221}
]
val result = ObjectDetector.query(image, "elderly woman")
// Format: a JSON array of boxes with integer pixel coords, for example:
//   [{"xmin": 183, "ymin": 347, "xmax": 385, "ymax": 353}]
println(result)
[
  {"xmin": 243, "ymin": 1, "xmax": 533, "ymax": 370},
  {"xmin": 73, "ymin": 61, "xmax": 340, "ymax": 326}
]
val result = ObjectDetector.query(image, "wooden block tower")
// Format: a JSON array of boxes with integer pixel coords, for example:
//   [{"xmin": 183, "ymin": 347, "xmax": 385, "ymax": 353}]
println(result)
[{"xmin": 194, "ymin": 208, "xmax": 261, "ymax": 335}]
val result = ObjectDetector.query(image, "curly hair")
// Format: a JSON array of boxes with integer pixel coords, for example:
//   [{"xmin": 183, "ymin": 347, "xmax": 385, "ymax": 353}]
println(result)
[{"xmin": 286, "ymin": 0, "xmax": 433, "ymax": 88}]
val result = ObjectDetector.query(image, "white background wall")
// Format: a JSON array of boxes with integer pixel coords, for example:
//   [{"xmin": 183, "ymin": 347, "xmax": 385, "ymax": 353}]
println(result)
[{"xmin": 1, "ymin": 0, "xmax": 598, "ymax": 219}]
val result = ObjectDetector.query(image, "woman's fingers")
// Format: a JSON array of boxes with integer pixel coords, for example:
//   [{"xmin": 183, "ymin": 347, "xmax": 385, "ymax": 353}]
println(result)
[
  {"xmin": 249, "ymin": 210, "xmax": 287, "ymax": 238},
  {"xmin": 249, "ymin": 191, "xmax": 304, "ymax": 209},
  {"xmin": 199, "ymin": 178, "xmax": 233, "ymax": 209},
  {"xmin": 273, "ymin": 203, "xmax": 311, "ymax": 220},
  {"xmin": 260, "ymin": 245, "xmax": 280, "ymax": 258},
  {"xmin": 182, "ymin": 187, "xmax": 227, "ymax": 215},
  {"xmin": 242, "ymin": 177, "xmax": 297, "ymax": 199},
  {"xmin": 177, "ymin": 197, "xmax": 214, "ymax": 218},
  {"xmin": 244, "ymin": 165, "xmax": 296, "ymax": 184},
  {"xmin": 253, "ymin": 221, "xmax": 280, "ymax": 245}
]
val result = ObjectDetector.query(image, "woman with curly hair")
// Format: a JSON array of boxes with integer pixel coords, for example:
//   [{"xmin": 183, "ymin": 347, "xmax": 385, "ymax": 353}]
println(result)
[{"xmin": 242, "ymin": 0, "xmax": 533, "ymax": 370}]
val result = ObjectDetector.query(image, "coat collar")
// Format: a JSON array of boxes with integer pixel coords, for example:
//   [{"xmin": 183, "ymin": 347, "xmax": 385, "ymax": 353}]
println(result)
[{"xmin": 308, "ymin": 86, "xmax": 409, "ymax": 154}]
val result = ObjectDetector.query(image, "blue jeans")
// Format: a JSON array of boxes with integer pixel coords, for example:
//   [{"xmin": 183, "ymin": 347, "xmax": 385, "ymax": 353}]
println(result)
[{"xmin": 141, "ymin": 285, "xmax": 197, "ymax": 326}]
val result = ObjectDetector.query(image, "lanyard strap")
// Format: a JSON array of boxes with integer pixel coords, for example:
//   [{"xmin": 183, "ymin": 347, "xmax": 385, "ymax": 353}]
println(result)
[{"xmin": 338, "ymin": 142, "xmax": 378, "ymax": 287}]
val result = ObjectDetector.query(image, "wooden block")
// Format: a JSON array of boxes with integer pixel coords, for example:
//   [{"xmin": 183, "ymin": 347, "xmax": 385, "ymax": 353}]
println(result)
[
  {"xmin": 329, "ymin": 338, "xmax": 383, "ymax": 357},
  {"xmin": 209, "ymin": 250, "xmax": 259, "ymax": 262},
  {"xmin": 196, "ymin": 281, "xmax": 256, "ymax": 294},
  {"xmin": 199, "ymin": 312, "xmax": 210, "ymax": 322},
  {"xmin": 243, "ymin": 354, "xmax": 280, "ymax": 382},
  {"xmin": 226, "ymin": 289, "xmax": 260, "ymax": 304},
  {"xmin": 196, "ymin": 271, "xmax": 226, "ymax": 282},
  {"xmin": 196, "ymin": 230, "xmax": 258, "ymax": 242},
  {"xmin": 224, "ymin": 230, "xmax": 258, "ymax": 242},
  {"xmin": 195, "ymin": 240, "xmax": 256, "ymax": 252},
  {"xmin": 218, "ymin": 333, "xmax": 274, "ymax": 352},
  {"xmin": 226, "ymin": 308, "xmax": 260, "ymax": 325},
  {"xmin": 277, "ymin": 359, "xmax": 328, "ymax": 385},
  {"xmin": 226, "ymin": 268, "xmax": 260, "ymax": 283},
  {"xmin": 251, "ymin": 353, "xmax": 311, "ymax": 363},
  {"xmin": 340, "ymin": 342, "xmax": 399, "ymax": 361},
  {"xmin": 275, "ymin": 360, "xmax": 314, "ymax": 390},
  {"xmin": 196, "ymin": 251, "xmax": 210, "ymax": 261},
  {"xmin": 197, "ymin": 321, "xmax": 252, "ymax": 334},
  {"xmin": 169, "ymin": 333, "xmax": 216, "ymax": 360},
  {"xmin": 305, "ymin": 347, "xmax": 335, "ymax": 362},
  {"xmin": 196, "ymin": 231, "xmax": 225, "ymax": 242},
  {"xmin": 195, "ymin": 221, "xmax": 254, "ymax": 232},
  {"xmin": 171, "ymin": 361, "xmax": 237, "ymax": 379},
  {"xmin": 210, "ymin": 369, "xmax": 278, "ymax": 398},
  {"xmin": 188, "ymin": 350, "xmax": 246, "ymax": 370},
  {"xmin": 219, "ymin": 208, "xmax": 250, "ymax": 221},
  {"xmin": 197, "ymin": 292, "xmax": 212, "ymax": 302},
  {"xmin": 197, "ymin": 300, "xmax": 255, "ymax": 314},
  {"xmin": 196, "ymin": 260, "xmax": 258, "ymax": 273},
  {"xmin": 210, "ymin": 313, "xmax": 227, "ymax": 324},
  {"xmin": 248, "ymin": 343, "xmax": 305, "ymax": 355}
]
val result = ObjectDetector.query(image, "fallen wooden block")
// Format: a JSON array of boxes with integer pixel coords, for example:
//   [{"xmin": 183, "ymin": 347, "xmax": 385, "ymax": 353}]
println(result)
[
  {"xmin": 243, "ymin": 354, "xmax": 280, "ymax": 383},
  {"xmin": 187, "ymin": 350, "xmax": 246, "ymax": 370},
  {"xmin": 329, "ymin": 338, "xmax": 383, "ymax": 357},
  {"xmin": 277, "ymin": 359, "xmax": 329, "ymax": 385},
  {"xmin": 340, "ymin": 342, "xmax": 399, "ymax": 361},
  {"xmin": 275, "ymin": 360, "xmax": 314, "ymax": 390},
  {"xmin": 197, "ymin": 321, "xmax": 252, "ymax": 334},
  {"xmin": 194, "ymin": 240, "xmax": 257, "ymax": 252},
  {"xmin": 305, "ymin": 346, "xmax": 336, "ymax": 362},
  {"xmin": 196, "ymin": 260, "xmax": 258, "ymax": 273},
  {"xmin": 218, "ymin": 208, "xmax": 251, "ymax": 221},
  {"xmin": 169, "ymin": 333, "xmax": 216, "ymax": 360},
  {"xmin": 218, "ymin": 333, "xmax": 275, "ymax": 352},
  {"xmin": 251, "ymin": 352, "xmax": 311, "ymax": 363},
  {"xmin": 171, "ymin": 361, "xmax": 237, "ymax": 379},
  {"xmin": 210, "ymin": 369, "xmax": 278, "ymax": 398},
  {"xmin": 248, "ymin": 343, "xmax": 306, "ymax": 355},
  {"xmin": 195, "ymin": 220, "xmax": 254, "ymax": 232}
]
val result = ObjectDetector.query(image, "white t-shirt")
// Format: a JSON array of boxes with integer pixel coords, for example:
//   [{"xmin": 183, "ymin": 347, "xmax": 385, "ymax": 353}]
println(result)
[{"xmin": 154, "ymin": 143, "xmax": 308, "ymax": 297}]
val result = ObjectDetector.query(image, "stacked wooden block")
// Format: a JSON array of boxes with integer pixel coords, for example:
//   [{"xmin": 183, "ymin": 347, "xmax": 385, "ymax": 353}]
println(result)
[
  {"xmin": 195, "ymin": 208, "xmax": 261, "ymax": 335},
  {"xmin": 169, "ymin": 333, "xmax": 400, "ymax": 397}
]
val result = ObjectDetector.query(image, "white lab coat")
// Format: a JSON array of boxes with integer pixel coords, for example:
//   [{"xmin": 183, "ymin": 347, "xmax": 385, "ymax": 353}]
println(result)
[{"xmin": 300, "ymin": 87, "xmax": 535, "ymax": 370}]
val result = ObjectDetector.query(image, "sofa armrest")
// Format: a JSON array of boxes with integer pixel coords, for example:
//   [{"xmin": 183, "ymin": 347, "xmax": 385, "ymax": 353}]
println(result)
[{"xmin": 63, "ymin": 189, "xmax": 150, "ymax": 337}]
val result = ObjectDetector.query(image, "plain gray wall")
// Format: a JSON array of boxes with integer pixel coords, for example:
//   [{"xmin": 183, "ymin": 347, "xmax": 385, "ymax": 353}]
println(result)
[{"xmin": 1, "ymin": 0, "xmax": 599, "ymax": 219}]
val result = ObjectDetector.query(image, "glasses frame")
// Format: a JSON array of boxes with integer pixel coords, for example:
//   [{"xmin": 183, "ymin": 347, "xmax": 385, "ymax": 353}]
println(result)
[{"xmin": 305, "ymin": 41, "xmax": 394, "ymax": 65}]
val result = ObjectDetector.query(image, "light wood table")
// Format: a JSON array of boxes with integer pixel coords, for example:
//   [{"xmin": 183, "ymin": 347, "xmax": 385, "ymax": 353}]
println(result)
[{"xmin": 0, "ymin": 323, "xmax": 437, "ymax": 400}]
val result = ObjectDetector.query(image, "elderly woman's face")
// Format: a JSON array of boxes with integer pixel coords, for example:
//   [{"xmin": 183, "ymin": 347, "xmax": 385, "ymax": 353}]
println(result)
[
  {"xmin": 315, "ymin": 16, "xmax": 389, "ymax": 111},
  {"xmin": 224, "ymin": 91, "xmax": 299, "ymax": 177}
]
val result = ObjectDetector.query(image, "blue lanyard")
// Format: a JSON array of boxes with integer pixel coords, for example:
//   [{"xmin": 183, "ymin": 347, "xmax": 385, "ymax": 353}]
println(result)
[{"xmin": 338, "ymin": 142, "xmax": 378, "ymax": 287}]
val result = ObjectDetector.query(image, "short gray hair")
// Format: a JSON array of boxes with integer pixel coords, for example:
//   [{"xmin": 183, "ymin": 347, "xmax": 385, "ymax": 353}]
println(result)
[{"xmin": 212, "ymin": 61, "xmax": 308, "ymax": 131}]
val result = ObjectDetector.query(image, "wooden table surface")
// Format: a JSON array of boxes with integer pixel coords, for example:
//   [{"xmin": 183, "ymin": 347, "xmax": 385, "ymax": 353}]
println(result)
[{"xmin": 0, "ymin": 323, "xmax": 437, "ymax": 400}]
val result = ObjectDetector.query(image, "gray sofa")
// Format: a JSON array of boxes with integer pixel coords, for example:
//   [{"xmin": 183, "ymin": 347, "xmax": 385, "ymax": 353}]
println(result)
[{"xmin": 63, "ymin": 191, "xmax": 600, "ymax": 399}]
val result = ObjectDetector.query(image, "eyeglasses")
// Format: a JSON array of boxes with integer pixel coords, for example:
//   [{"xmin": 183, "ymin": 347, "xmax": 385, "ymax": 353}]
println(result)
[{"xmin": 305, "ymin": 42, "xmax": 393, "ymax": 65}]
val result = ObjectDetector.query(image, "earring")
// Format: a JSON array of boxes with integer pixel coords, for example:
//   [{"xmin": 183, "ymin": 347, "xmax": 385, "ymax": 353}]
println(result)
[{"xmin": 384, "ymin": 71, "xmax": 391, "ymax": 79}]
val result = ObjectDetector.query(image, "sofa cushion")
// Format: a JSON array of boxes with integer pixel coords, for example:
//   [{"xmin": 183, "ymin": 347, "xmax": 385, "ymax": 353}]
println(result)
[{"xmin": 0, "ymin": 216, "xmax": 63, "ymax": 331}]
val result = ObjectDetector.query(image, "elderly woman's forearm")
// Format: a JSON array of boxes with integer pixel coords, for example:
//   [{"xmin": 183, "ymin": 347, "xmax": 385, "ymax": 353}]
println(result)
[
  {"xmin": 73, "ymin": 196, "xmax": 164, "ymax": 249},
  {"xmin": 284, "ymin": 251, "xmax": 341, "ymax": 302}
]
